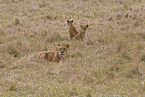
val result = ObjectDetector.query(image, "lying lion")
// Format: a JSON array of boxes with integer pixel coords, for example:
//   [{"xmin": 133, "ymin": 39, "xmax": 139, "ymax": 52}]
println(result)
[{"xmin": 39, "ymin": 44, "xmax": 69, "ymax": 62}]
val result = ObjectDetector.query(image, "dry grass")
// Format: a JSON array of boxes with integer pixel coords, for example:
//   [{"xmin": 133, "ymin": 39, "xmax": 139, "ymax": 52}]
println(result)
[{"xmin": 0, "ymin": 0, "xmax": 145, "ymax": 96}]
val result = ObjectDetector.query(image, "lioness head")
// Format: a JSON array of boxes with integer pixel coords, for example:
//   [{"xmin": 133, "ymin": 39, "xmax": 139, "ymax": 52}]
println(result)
[
  {"xmin": 57, "ymin": 44, "xmax": 69, "ymax": 57},
  {"xmin": 67, "ymin": 20, "xmax": 73, "ymax": 25},
  {"xmin": 80, "ymin": 24, "xmax": 89, "ymax": 31}
]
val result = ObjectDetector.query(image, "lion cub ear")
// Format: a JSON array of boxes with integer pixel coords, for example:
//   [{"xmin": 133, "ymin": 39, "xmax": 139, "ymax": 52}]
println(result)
[
  {"xmin": 58, "ymin": 44, "xmax": 60, "ymax": 47},
  {"xmin": 71, "ymin": 20, "xmax": 73, "ymax": 23},
  {"xmin": 86, "ymin": 25, "xmax": 89, "ymax": 27},
  {"xmin": 65, "ymin": 44, "xmax": 69, "ymax": 48},
  {"xmin": 67, "ymin": 20, "xmax": 73, "ymax": 23}
]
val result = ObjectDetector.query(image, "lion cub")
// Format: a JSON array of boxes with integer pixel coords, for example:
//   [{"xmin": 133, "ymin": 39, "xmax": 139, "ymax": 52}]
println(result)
[
  {"xmin": 39, "ymin": 44, "xmax": 69, "ymax": 62},
  {"xmin": 67, "ymin": 20, "xmax": 78, "ymax": 40},
  {"xmin": 72, "ymin": 24, "xmax": 89, "ymax": 41}
]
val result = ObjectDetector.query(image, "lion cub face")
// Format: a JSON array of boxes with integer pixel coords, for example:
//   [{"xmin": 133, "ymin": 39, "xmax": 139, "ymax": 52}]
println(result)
[
  {"xmin": 57, "ymin": 44, "xmax": 69, "ymax": 58},
  {"xmin": 80, "ymin": 24, "xmax": 89, "ymax": 31},
  {"xmin": 67, "ymin": 20, "xmax": 73, "ymax": 26}
]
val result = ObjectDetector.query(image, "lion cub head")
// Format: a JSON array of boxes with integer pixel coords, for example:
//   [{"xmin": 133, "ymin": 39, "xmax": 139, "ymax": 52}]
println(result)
[
  {"xmin": 57, "ymin": 44, "xmax": 69, "ymax": 58},
  {"xmin": 80, "ymin": 24, "xmax": 89, "ymax": 32},
  {"xmin": 67, "ymin": 20, "xmax": 73, "ymax": 26}
]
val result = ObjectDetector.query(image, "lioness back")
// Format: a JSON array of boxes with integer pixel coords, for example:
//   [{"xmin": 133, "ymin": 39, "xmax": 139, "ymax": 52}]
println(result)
[{"xmin": 67, "ymin": 20, "xmax": 78, "ymax": 40}]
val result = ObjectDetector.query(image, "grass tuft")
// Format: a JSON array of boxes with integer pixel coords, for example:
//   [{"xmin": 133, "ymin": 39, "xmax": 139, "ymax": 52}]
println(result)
[{"xmin": 0, "ymin": 0, "xmax": 144, "ymax": 96}]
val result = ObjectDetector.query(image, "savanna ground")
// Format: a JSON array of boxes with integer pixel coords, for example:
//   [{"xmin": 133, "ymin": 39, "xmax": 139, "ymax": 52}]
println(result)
[{"xmin": 0, "ymin": 0, "xmax": 145, "ymax": 96}]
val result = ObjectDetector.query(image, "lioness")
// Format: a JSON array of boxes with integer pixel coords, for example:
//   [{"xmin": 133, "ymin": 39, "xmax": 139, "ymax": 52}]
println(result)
[
  {"xmin": 39, "ymin": 44, "xmax": 69, "ymax": 62},
  {"xmin": 67, "ymin": 20, "xmax": 78, "ymax": 40},
  {"xmin": 72, "ymin": 24, "xmax": 89, "ymax": 41}
]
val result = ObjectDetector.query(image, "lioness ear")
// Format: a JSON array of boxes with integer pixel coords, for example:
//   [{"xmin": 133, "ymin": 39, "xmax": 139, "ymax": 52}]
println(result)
[
  {"xmin": 86, "ymin": 25, "xmax": 89, "ymax": 27},
  {"xmin": 65, "ymin": 44, "xmax": 69, "ymax": 48},
  {"xmin": 71, "ymin": 20, "xmax": 73, "ymax": 23},
  {"xmin": 67, "ymin": 20, "xmax": 69, "ymax": 23},
  {"xmin": 58, "ymin": 44, "xmax": 60, "ymax": 47}
]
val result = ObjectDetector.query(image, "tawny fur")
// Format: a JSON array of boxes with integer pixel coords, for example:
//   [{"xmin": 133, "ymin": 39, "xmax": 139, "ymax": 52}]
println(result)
[
  {"xmin": 39, "ymin": 44, "xmax": 69, "ymax": 62},
  {"xmin": 72, "ymin": 24, "xmax": 89, "ymax": 41},
  {"xmin": 67, "ymin": 20, "xmax": 78, "ymax": 40}
]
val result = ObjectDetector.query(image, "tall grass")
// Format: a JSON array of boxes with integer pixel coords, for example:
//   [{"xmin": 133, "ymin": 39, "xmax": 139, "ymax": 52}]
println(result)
[{"xmin": 0, "ymin": 0, "xmax": 145, "ymax": 96}]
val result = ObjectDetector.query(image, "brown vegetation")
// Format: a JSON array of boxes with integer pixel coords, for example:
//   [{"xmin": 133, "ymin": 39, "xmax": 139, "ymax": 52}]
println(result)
[{"xmin": 0, "ymin": 0, "xmax": 144, "ymax": 96}]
